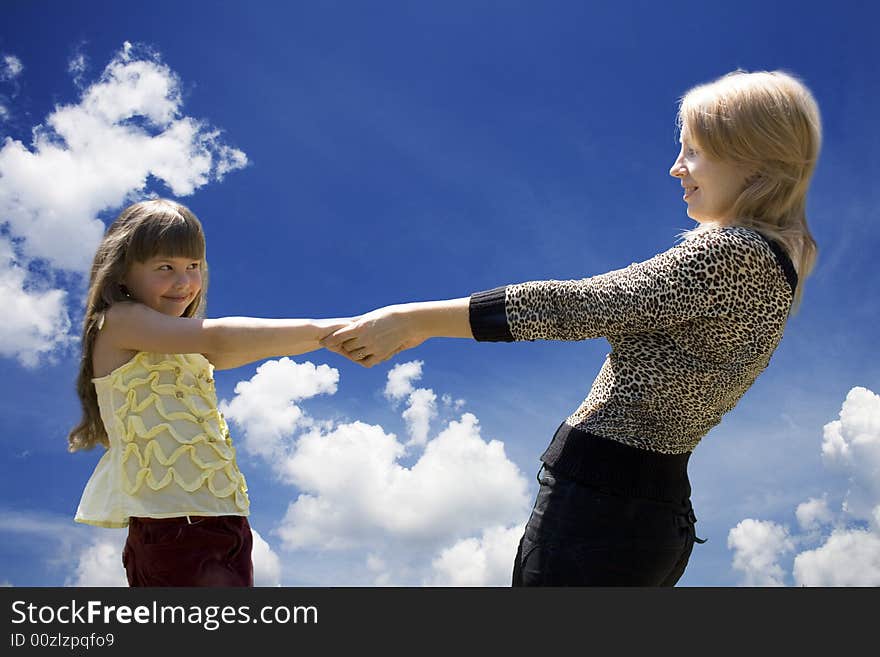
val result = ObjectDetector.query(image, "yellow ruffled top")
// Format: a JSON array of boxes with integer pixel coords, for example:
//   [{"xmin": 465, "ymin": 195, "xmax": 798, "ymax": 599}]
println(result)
[{"xmin": 75, "ymin": 351, "xmax": 250, "ymax": 528}]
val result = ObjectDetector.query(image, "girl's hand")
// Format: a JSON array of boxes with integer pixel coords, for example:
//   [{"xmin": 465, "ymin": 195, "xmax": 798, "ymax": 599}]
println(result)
[
  {"xmin": 320, "ymin": 305, "xmax": 426, "ymax": 368},
  {"xmin": 314, "ymin": 317, "xmax": 358, "ymax": 341}
]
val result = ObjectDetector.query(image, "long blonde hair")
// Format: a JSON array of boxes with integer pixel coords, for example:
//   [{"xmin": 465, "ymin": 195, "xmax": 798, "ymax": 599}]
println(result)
[
  {"xmin": 675, "ymin": 69, "xmax": 822, "ymax": 315},
  {"xmin": 68, "ymin": 199, "xmax": 209, "ymax": 452}
]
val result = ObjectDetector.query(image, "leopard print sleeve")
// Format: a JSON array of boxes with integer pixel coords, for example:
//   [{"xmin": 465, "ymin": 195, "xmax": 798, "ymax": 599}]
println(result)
[{"xmin": 469, "ymin": 227, "xmax": 777, "ymax": 342}]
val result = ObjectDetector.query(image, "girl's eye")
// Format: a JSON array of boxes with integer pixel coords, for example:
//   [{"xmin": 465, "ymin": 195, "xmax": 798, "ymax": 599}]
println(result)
[{"xmin": 155, "ymin": 262, "xmax": 199, "ymax": 271}]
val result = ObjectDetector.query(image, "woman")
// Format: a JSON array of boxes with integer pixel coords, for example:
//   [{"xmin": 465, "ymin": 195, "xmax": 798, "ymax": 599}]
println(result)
[{"xmin": 322, "ymin": 70, "xmax": 821, "ymax": 586}]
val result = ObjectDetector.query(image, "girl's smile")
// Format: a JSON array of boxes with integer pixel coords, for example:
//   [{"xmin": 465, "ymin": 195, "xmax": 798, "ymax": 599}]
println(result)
[{"xmin": 123, "ymin": 256, "xmax": 202, "ymax": 316}]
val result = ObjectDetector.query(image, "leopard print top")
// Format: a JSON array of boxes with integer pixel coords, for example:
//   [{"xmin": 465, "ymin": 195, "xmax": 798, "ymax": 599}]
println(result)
[{"xmin": 469, "ymin": 226, "xmax": 798, "ymax": 455}]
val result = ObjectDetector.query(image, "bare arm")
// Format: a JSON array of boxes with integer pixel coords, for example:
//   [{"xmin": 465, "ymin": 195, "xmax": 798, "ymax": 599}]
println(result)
[
  {"xmin": 102, "ymin": 302, "xmax": 352, "ymax": 370},
  {"xmin": 320, "ymin": 298, "xmax": 472, "ymax": 368}
]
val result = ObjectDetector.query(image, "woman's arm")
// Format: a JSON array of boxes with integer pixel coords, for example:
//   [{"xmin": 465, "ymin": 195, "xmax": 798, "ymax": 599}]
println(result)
[
  {"xmin": 492, "ymin": 229, "xmax": 746, "ymax": 342},
  {"xmin": 102, "ymin": 302, "xmax": 352, "ymax": 370},
  {"xmin": 320, "ymin": 298, "xmax": 471, "ymax": 368},
  {"xmin": 323, "ymin": 229, "xmax": 755, "ymax": 366}
]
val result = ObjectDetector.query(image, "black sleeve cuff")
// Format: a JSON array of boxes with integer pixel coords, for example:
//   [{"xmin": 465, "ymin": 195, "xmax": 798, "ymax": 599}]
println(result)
[{"xmin": 469, "ymin": 286, "xmax": 514, "ymax": 342}]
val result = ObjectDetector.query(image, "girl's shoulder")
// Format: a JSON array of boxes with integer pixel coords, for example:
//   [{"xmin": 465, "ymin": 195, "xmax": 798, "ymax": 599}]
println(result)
[
  {"xmin": 97, "ymin": 301, "xmax": 212, "ymax": 361},
  {"xmin": 92, "ymin": 302, "xmax": 150, "ymax": 378}
]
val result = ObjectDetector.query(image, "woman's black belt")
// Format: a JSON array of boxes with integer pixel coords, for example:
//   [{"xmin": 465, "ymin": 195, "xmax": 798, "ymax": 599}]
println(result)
[{"xmin": 540, "ymin": 422, "xmax": 693, "ymax": 504}]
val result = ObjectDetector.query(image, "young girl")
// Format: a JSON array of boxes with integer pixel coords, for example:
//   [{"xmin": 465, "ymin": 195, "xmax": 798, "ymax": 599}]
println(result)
[
  {"xmin": 69, "ymin": 199, "xmax": 349, "ymax": 587},
  {"xmin": 321, "ymin": 69, "xmax": 821, "ymax": 586}
]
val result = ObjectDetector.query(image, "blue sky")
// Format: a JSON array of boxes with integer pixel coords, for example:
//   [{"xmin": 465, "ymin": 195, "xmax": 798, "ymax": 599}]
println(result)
[{"xmin": 1, "ymin": 1, "xmax": 878, "ymax": 586}]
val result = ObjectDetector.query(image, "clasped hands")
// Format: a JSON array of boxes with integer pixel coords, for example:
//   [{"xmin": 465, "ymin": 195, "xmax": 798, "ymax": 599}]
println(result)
[{"xmin": 319, "ymin": 304, "xmax": 426, "ymax": 368}]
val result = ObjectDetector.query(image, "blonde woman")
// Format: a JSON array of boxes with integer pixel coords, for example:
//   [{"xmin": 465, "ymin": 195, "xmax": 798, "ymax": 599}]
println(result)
[{"xmin": 322, "ymin": 70, "xmax": 821, "ymax": 586}]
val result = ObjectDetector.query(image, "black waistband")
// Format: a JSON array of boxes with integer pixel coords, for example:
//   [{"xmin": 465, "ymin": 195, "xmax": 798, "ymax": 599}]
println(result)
[{"xmin": 540, "ymin": 423, "xmax": 692, "ymax": 503}]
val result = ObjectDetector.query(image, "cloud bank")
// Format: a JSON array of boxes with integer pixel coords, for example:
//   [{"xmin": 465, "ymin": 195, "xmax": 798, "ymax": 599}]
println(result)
[
  {"xmin": 0, "ymin": 42, "xmax": 247, "ymax": 366},
  {"xmin": 224, "ymin": 359, "xmax": 530, "ymax": 586},
  {"xmin": 729, "ymin": 386, "xmax": 880, "ymax": 586}
]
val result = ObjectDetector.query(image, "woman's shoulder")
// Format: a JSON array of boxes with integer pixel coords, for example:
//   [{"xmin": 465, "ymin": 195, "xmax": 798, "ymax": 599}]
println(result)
[
  {"xmin": 678, "ymin": 225, "xmax": 773, "ymax": 257},
  {"xmin": 677, "ymin": 225, "xmax": 796, "ymax": 293},
  {"xmin": 709, "ymin": 226, "xmax": 789, "ymax": 266},
  {"xmin": 681, "ymin": 223, "xmax": 764, "ymax": 243}
]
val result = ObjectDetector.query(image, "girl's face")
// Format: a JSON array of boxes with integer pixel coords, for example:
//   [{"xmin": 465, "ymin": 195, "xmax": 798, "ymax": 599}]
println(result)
[
  {"xmin": 122, "ymin": 255, "xmax": 202, "ymax": 317},
  {"xmin": 669, "ymin": 130, "xmax": 749, "ymax": 224}
]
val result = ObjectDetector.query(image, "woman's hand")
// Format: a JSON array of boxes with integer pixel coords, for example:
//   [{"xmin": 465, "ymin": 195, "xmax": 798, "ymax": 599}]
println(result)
[
  {"xmin": 320, "ymin": 305, "xmax": 426, "ymax": 368},
  {"xmin": 314, "ymin": 317, "xmax": 358, "ymax": 341}
]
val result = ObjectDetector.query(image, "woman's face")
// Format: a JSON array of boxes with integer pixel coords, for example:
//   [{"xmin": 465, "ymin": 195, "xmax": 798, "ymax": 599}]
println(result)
[
  {"xmin": 122, "ymin": 255, "xmax": 202, "ymax": 317},
  {"xmin": 669, "ymin": 130, "xmax": 749, "ymax": 224}
]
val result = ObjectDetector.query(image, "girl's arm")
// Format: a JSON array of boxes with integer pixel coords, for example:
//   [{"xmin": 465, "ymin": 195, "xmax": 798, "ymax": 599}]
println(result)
[{"xmin": 102, "ymin": 302, "xmax": 352, "ymax": 370}]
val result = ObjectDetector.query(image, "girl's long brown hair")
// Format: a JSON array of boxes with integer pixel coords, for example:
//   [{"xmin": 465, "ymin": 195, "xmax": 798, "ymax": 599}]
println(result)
[{"xmin": 68, "ymin": 199, "xmax": 209, "ymax": 452}]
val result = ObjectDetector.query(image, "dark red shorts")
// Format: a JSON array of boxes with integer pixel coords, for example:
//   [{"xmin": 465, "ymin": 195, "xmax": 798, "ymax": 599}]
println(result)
[{"xmin": 122, "ymin": 515, "xmax": 253, "ymax": 587}]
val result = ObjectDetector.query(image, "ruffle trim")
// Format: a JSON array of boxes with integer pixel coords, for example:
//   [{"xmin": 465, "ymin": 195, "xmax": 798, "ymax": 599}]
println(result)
[{"xmin": 96, "ymin": 352, "xmax": 248, "ymax": 509}]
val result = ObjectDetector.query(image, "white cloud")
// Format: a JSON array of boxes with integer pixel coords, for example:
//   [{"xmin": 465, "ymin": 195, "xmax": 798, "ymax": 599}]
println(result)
[
  {"xmin": 429, "ymin": 524, "xmax": 523, "ymax": 586},
  {"xmin": 819, "ymin": 386, "xmax": 880, "ymax": 527},
  {"xmin": 220, "ymin": 357, "xmax": 339, "ymax": 458},
  {"xmin": 1, "ymin": 55, "xmax": 23, "ymax": 80},
  {"xmin": 219, "ymin": 358, "xmax": 530, "ymax": 585},
  {"xmin": 402, "ymin": 387, "xmax": 437, "ymax": 447},
  {"xmin": 68, "ymin": 53, "xmax": 87, "ymax": 76},
  {"xmin": 795, "ymin": 496, "xmax": 834, "ymax": 532},
  {"xmin": 729, "ymin": 386, "xmax": 880, "ymax": 586},
  {"xmin": 0, "ymin": 238, "xmax": 73, "ymax": 366},
  {"xmin": 1, "ymin": 42, "xmax": 248, "ymax": 270},
  {"xmin": 441, "ymin": 394, "xmax": 466, "ymax": 410},
  {"xmin": 728, "ymin": 519, "xmax": 794, "ymax": 586},
  {"xmin": 384, "ymin": 360, "xmax": 438, "ymax": 447},
  {"xmin": 385, "ymin": 360, "xmax": 423, "ymax": 400},
  {"xmin": 68, "ymin": 51, "xmax": 88, "ymax": 87},
  {"xmin": 793, "ymin": 529, "xmax": 880, "ymax": 586},
  {"xmin": 67, "ymin": 532, "xmax": 128, "ymax": 587},
  {"xmin": 251, "ymin": 527, "xmax": 283, "ymax": 586},
  {"xmin": 0, "ymin": 41, "xmax": 247, "ymax": 366},
  {"xmin": 277, "ymin": 412, "xmax": 528, "ymax": 552}
]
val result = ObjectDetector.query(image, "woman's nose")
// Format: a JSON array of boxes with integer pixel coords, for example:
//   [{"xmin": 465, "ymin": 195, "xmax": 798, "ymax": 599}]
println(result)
[{"xmin": 669, "ymin": 156, "xmax": 686, "ymax": 178}]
